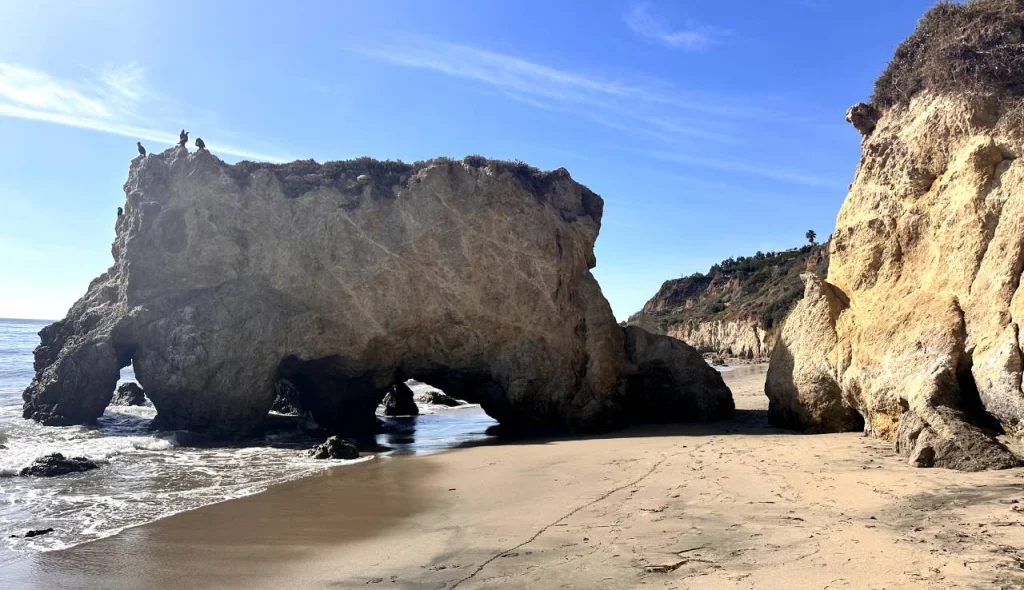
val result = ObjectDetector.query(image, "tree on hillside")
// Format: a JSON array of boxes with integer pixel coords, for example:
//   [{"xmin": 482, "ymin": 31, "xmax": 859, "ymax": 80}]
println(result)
[{"xmin": 806, "ymin": 229, "xmax": 817, "ymax": 245}]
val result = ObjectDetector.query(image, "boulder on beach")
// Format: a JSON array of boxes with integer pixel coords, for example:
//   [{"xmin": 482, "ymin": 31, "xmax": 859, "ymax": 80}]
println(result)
[
  {"xmin": 22, "ymin": 150, "xmax": 733, "ymax": 438},
  {"xmin": 110, "ymin": 382, "xmax": 146, "ymax": 406},
  {"xmin": 415, "ymin": 390, "xmax": 463, "ymax": 407},
  {"xmin": 383, "ymin": 382, "xmax": 418, "ymax": 416},
  {"xmin": 766, "ymin": 0, "xmax": 1024, "ymax": 470},
  {"xmin": 20, "ymin": 453, "xmax": 99, "ymax": 477},
  {"xmin": 308, "ymin": 436, "xmax": 360, "ymax": 460},
  {"xmin": 619, "ymin": 326, "xmax": 734, "ymax": 424}
]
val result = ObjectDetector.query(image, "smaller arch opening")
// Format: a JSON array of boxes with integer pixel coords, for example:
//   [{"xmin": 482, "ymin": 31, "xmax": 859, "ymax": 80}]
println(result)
[
  {"xmin": 273, "ymin": 355, "xmax": 384, "ymax": 435},
  {"xmin": 99, "ymin": 343, "xmax": 153, "ymax": 429}
]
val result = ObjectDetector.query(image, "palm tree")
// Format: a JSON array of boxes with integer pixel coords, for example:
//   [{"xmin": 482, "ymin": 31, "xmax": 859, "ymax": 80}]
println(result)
[{"xmin": 806, "ymin": 229, "xmax": 817, "ymax": 245}]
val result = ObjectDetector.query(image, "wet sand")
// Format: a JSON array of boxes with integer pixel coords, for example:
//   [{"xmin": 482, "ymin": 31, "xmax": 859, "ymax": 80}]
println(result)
[{"xmin": 4, "ymin": 365, "xmax": 1024, "ymax": 589}]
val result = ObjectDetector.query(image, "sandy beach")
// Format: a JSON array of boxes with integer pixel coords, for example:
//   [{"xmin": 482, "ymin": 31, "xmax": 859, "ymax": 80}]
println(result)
[{"xmin": 3, "ymin": 365, "xmax": 1024, "ymax": 589}]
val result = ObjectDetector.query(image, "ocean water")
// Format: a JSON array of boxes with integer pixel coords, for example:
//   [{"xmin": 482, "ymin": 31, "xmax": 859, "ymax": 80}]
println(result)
[{"xmin": 0, "ymin": 318, "xmax": 496, "ymax": 566}]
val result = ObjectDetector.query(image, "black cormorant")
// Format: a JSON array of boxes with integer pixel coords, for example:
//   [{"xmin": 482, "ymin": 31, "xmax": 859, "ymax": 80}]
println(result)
[
  {"xmin": 179, "ymin": 129, "xmax": 189, "ymax": 146},
  {"xmin": 195, "ymin": 137, "xmax": 206, "ymax": 150},
  {"xmin": 137, "ymin": 142, "xmax": 146, "ymax": 156}
]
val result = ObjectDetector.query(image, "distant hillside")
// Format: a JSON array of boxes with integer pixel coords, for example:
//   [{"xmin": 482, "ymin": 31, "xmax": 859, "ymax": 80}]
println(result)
[{"xmin": 627, "ymin": 244, "xmax": 829, "ymax": 360}]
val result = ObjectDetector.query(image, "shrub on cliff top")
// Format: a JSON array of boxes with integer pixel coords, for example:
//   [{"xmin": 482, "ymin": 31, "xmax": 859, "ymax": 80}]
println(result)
[{"xmin": 872, "ymin": 0, "xmax": 1024, "ymax": 110}]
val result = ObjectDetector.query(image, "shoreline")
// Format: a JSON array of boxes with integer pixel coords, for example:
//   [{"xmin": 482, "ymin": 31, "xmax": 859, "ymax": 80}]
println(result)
[{"xmin": 4, "ymin": 365, "xmax": 1024, "ymax": 588}]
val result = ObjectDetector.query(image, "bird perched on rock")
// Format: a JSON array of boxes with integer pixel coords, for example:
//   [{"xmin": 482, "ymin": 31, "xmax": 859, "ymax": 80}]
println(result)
[
  {"xmin": 137, "ymin": 142, "xmax": 146, "ymax": 156},
  {"xmin": 117, "ymin": 207, "xmax": 123, "ymax": 217},
  {"xmin": 178, "ymin": 129, "xmax": 189, "ymax": 147},
  {"xmin": 195, "ymin": 137, "xmax": 206, "ymax": 150}
]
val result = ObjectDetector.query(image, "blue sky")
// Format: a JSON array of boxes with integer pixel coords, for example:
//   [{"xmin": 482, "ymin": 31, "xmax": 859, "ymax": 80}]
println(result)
[{"xmin": 0, "ymin": 0, "xmax": 937, "ymax": 321}]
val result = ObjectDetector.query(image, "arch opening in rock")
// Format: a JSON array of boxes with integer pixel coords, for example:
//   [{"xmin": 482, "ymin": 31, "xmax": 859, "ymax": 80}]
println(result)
[
  {"xmin": 273, "ymin": 355, "xmax": 385, "ymax": 435},
  {"xmin": 271, "ymin": 353, "xmax": 518, "ymax": 436},
  {"xmin": 105, "ymin": 344, "xmax": 150, "ymax": 410},
  {"xmin": 410, "ymin": 369, "xmax": 508, "ymax": 421}
]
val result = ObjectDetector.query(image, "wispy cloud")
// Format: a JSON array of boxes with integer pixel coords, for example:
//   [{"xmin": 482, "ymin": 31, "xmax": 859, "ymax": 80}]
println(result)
[
  {"xmin": 0, "ymin": 63, "xmax": 290, "ymax": 162},
  {"xmin": 640, "ymin": 149, "xmax": 842, "ymax": 188},
  {"xmin": 359, "ymin": 39, "xmax": 769, "ymax": 120},
  {"xmin": 357, "ymin": 39, "xmax": 758, "ymax": 136},
  {"xmin": 358, "ymin": 37, "xmax": 838, "ymax": 188},
  {"xmin": 624, "ymin": 3, "xmax": 729, "ymax": 51},
  {"xmin": 359, "ymin": 40, "xmax": 654, "ymax": 107}
]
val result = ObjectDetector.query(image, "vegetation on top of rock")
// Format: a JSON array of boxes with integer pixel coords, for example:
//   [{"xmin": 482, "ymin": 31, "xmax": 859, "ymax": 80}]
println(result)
[
  {"xmin": 872, "ymin": 0, "xmax": 1024, "ymax": 111},
  {"xmin": 223, "ymin": 153, "xmax": 600, "ymax": 220},
  {"xmin": 630, "ymin": 243, "xmax": 829, "ymax": 333}
]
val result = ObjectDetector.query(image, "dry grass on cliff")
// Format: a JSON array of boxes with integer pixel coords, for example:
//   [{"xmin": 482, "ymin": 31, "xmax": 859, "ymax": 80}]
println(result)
[
  {"xmin": 872, "ymin": 0, "xmax": 1024, "ymax": 110},
  {"xmin": 635, "ymin": 245, "xmax": 829, "ymax": 334}
]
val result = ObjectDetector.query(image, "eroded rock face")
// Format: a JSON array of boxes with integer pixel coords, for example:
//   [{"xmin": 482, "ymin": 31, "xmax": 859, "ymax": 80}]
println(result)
[
  {"xmin": 766, "ymin": 274, "xmax": 861, "ymax": 434},
  {"xmin": 24, "ymin": 150, "xmax": 731, "ymax": 438},
  {"xmin": 766, "ymin": 93, "xmax": 1024, "ymax": 470},
  {"xmin": 666, "ymin": 319, "xmax": 772, "ymax": 361}
]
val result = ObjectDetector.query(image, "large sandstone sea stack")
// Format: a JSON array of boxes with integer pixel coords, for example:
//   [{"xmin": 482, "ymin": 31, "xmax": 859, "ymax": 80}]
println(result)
[
  {"xmin": 23, "ymin": 150, "xmax": 732, "ymax": 437},
  {"xmin": 766, "ymin": 0, "xmax": 1024, "ymax": 470}
]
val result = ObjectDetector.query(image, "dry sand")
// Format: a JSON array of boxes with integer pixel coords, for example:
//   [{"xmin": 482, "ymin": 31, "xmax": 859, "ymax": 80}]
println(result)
[{"xmin": 4, "ymin": 365, "xmax": 1024, "ymax": 589}]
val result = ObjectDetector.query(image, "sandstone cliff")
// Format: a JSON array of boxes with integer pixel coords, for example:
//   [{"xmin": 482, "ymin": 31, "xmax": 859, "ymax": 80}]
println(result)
[
  {"xmin": 766, "ymin": 0, "xmax": 1024, "ymax": 470},
  {"xmin": 628, "ymin": 246, "xmax": 828, "ymax": 360},
  {"xmin": 23, "ymin": 149, "xmax": 732, "ymax": 437}
]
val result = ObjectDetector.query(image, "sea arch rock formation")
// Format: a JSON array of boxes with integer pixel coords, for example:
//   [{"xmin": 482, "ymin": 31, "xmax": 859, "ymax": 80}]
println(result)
[{"xmin": 23, "ymin": 149, "xmax": 733, "ymax": 437}]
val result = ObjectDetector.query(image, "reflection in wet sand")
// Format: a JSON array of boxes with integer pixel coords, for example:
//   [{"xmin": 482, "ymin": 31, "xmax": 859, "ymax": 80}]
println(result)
[{"xmin": 377, "ymin": 406, "xmax": 498, "ymax": 455}]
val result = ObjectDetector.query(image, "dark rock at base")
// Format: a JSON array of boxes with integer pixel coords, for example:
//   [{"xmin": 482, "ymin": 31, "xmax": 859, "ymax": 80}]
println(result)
[
  {"xmin": 23, "ymin": 528, "xmax": 55, "ymax": 538},
  {"xmin": 271, "ymin": 379, "xmax": 301, "ymax": 415},
  {"xmin": 383, "ymin": 382, "xmax": 419, "ymax": 416},
  {"xmin": 308, "ymin": 436, "xmax": 360, "ymax": 460},
  {"xmin": 110, "ymin": 382, "xmax": 146, "ymax": 406},
  {"xmin": 20, "ymin": 453, "xmax": 99, "ymax": 477},
  {"xmin": 620, "ymin": 326, "xmax": 735, "ymax": 423},
  {"xmin": 415, "ymin": 390, "xmax": 464, "ymax": 407}
]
